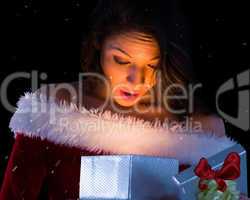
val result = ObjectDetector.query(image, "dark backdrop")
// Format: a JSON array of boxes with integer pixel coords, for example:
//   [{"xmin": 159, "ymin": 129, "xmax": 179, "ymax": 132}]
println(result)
[{"xmin": 1, "ymin": 0, "xmax": 249, "ymax": 193}]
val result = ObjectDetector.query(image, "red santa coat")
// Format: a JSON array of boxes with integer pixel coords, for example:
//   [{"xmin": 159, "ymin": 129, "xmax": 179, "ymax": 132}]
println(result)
[{"xmin": 0, "ymin": 83, "xmax": 236, "ymax": 199}]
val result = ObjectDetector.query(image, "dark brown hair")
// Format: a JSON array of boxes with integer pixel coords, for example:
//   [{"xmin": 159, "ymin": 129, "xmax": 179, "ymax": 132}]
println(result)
[{"xmin": 80, "ymin": 0, "xmax": 210, "ymax": 118}]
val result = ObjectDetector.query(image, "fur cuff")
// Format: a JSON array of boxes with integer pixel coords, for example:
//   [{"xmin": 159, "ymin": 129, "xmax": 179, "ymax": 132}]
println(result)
[{"xmin": 9, "ymin": 91, "xmax": 236, "ymax": 165}]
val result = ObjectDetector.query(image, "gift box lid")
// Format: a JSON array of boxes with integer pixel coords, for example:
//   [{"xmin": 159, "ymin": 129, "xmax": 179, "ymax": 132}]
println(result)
[{"xmin": 171, "ymin": 143, "xmax": 248, "ymax": 200}]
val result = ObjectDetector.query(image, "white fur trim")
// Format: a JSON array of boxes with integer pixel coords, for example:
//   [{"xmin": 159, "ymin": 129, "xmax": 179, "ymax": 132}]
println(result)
[{"xmin": 9, "ymin": 91, "xmax": 236, "ymax": 165}]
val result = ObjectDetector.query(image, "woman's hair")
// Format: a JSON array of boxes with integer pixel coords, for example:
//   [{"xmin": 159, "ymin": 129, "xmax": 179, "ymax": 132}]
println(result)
[{"xmin": 80, "ymin": 0, "xmax": 211, "ymax": 119}]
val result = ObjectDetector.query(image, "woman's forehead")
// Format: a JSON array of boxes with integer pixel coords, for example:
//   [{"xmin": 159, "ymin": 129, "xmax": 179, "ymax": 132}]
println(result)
[{"xmin": 104, "ymin": 31, "xmax": 160, "ymax": 56}]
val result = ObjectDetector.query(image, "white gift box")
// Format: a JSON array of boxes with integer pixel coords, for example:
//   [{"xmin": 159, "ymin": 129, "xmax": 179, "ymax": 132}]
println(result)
[
  {"xmin": 79, "ymin": 155, "xmax": 179, "ymax": 200},
  {"xmin": 79, "ymin": 144, "xmax": 248, "ymax": 200}
]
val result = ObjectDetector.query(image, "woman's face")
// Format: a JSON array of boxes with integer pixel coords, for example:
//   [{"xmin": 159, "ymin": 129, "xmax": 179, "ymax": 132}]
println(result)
[{"xmin": 100, "ymin": 31, "xmax": 160, "ymax": 107}]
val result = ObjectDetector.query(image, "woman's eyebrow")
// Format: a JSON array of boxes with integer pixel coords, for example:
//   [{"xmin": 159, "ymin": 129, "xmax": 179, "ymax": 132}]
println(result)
[
  {"xmin": 109, "ymin": 45, "xmax": 160, "ymax": 61},
  {"xmin": 109, "ymin": 45, "xmax": 132, "ymax": 58}
]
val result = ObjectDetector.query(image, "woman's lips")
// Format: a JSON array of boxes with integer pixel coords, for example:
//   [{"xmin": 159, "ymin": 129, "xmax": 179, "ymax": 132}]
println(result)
[{"xmin": 119, "ymin": 89, "xmax": 139, "ymax": 100}]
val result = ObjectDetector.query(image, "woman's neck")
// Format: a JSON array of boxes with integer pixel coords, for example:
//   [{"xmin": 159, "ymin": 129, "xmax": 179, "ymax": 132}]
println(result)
[{"xmin": 82, "ymin": 78, "xmax": 178, "ymax": 122}]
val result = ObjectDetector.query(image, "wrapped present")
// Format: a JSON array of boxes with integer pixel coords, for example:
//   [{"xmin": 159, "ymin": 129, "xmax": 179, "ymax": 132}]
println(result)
[
  {"xmin": 79, "ymin": 155, "xmax": 179, "ymax": 200},
  {"xmin": 171, "ymin": 143, "xmax": 248, "ymax": 200},
  {"xmin": 79, "ymin": 144, "xmax": 247, "ymax": 200}
]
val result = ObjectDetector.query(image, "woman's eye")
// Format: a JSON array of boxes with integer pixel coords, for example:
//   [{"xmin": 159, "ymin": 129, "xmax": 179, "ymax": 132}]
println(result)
[
  {"xmin": 147, "ymin": 64, "xmax": 157, "ymax": 69},
  {"xmin": 113, "ymin": 56, "xmax": 130, "ymax": 65}
]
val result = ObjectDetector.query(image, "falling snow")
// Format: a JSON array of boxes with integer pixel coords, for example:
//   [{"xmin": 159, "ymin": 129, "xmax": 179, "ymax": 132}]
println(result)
[
  {"xmin": 242, "ymin": 42, "xmax": 248, "ymax": 47},
  {"xmin": 12, "ymin": 165, "xmax": 18, "ymax": 172},
  {"xmin": 207, "ymin": 53, "xmax": 213, "ymax": 59},
  {"xmin": 55, "ymin": 160, "xmax": 61, "ymax": 167}
]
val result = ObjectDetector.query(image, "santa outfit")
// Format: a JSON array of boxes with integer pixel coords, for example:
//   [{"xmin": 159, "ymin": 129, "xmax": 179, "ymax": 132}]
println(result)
[{"xmin": 0, "ymin": 82, "xmax": 236, "ymax": 200}]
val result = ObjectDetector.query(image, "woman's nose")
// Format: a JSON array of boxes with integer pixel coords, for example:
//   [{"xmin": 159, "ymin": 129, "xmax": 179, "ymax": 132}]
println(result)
[{"xmin": 126, "ymin": 65, "xmax": 144, "ymax": 84}]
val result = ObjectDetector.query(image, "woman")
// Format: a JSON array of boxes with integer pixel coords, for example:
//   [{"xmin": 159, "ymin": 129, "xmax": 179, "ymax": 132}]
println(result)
[{"xmin": 0, "ymin": 0, "xmax": 247, "ymax": 199}]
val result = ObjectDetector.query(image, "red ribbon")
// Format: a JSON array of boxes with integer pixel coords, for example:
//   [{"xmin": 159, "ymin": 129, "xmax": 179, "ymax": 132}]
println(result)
[{"xmin": 194, "ymin": 152, "xmax": 240, "ymax": 192}]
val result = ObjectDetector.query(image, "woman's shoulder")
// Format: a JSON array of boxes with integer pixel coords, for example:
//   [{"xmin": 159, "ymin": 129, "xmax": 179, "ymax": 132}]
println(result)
[
  {"xmin": 36, "ymin": 80, "xmax": 80, "ymax": 104},
  {"xmin": 190, "ymin": 112, "xmax": 226, "ymax": 137},
  {"xmin": 35, "ymin": 78, "xmax": 99, "ymax": 109}
]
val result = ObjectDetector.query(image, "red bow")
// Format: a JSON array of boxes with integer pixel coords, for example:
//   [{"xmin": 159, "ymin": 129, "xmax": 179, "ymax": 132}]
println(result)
[{"xmin": 194, "ymin": 152, "xmax": 240, "ymax": 192}]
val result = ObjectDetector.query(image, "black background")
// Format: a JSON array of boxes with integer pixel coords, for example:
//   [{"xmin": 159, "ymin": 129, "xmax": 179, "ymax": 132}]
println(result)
[{"xmin": 1, "ymin": 0, "xmax": 250, "ymax": 193}]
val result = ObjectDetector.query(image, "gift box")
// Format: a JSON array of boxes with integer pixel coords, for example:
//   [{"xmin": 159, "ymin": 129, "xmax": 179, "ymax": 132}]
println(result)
[
  {"xmin": 171, "ymin": 143, "xmax": 248, "ymax": 200},
  {"xmin": 79, "ymin": 144, "xmax": 248, "ymax": 200},
  {"xmin": 79, "ymin": 155, "xmax": 179, "ymax": 200}
]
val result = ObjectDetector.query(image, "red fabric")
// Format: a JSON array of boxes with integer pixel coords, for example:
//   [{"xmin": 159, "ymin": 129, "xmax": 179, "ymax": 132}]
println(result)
[
  {"xmin": 194, "ymin": 152, "xmax": 240, "ymax": 192},
  {"xmin": 0, "ymin": 133, "xmax": 190, "ymax": 200}
]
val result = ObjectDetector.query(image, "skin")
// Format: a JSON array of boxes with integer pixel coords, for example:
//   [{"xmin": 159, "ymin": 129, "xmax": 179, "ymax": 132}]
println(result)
[
  {"xmin": 99, "ymin": 31, "xmax": 160, "ymax": 108},
  {"xmin": 87, "ymin": 33, "xmax": 249, "ymax": 199},
  {"xmin": 87, "ymin": 31, "xmax": 227, "ymax": 137}
]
